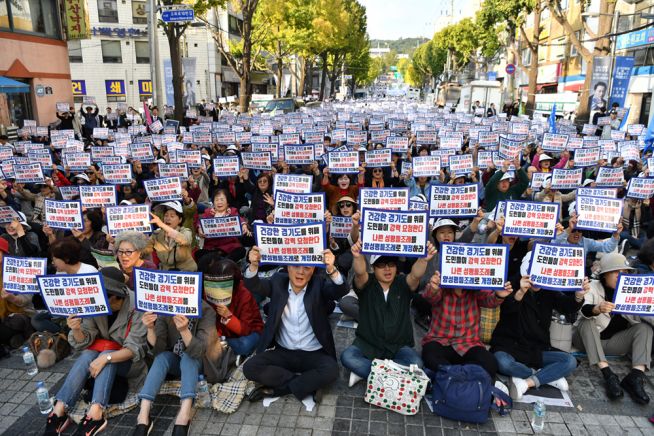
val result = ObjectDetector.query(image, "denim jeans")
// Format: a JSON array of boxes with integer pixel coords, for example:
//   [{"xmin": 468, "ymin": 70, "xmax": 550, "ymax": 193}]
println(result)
[
  {"xmin": 620, "ymin": 230, "xmax": 647, "ymax": 250},
  {"xmin": 138, "ymin": 351, "xmax": 202, "ymax": 401},
  {"xmin": 494, "ymin": 350, "xmax": 577, "ymax": 387},
  {"xmin": 341, "ymin": 345, "xmax": 423, "ymax": 378},
  {"xmin": 55, "ymin": 350, "xmax": 132, "ymax": 408},
  {"xmin": 226, "ymin": 332, "xmax": 260, "ymax": 356}
]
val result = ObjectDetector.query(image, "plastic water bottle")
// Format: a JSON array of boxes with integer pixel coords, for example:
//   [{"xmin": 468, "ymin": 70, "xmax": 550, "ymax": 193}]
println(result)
[
  {"xmin": 196, "ymin": 375, "xmax": 211, "ymax": 408},
  {"xmin": 36, "ymin": 381, "xmax": 52, "ymax": 414},
  {"xmin": 531, "ymin": 400, "xmax": 546, "ymax": 433},
  {"xmin": 23, "ymin": 347, "xmax": 38, "ymax": 376}
]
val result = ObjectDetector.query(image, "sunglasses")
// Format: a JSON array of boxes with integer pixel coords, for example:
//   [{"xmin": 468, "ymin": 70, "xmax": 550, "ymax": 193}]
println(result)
[{"xmin": 339, "ymin": 202, "xmax": 354, "ymax": 208}]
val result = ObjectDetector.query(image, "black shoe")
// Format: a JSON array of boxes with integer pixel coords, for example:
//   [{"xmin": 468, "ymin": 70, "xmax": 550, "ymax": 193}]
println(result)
[
  {"xmin": 247, "ymin": 386, "xmax": 274, "ymax": 402},
  {"xmin": 314, "ymin": 388, "xmax": 324, "ymax": 404},
  {"xmin": 43, "ymin": 413, "xmax": 70, "ymax": 436},
  {"xmin": 604, "ymin": 372, "xmax": 624, "ymax": 400},
  {"xmin": 78, "ymin": 415, "xmax": 107, "ymax": 436},
  {"xmin": 131, "ymin": 418, "xmax": 154, "ymax": 436},
  {"xmin": 171, "ymin": 423, "xmax": 190, "ymax": 436},
  {"xmin": 621, "ymin": 370, "xmax": 650, "ymax": 405}
]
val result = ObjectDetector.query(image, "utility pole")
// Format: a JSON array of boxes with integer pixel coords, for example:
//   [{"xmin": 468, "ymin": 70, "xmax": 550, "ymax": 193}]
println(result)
[{"xmin": 147, "ymin": 0, "xmax": 160, "ymax": 105}]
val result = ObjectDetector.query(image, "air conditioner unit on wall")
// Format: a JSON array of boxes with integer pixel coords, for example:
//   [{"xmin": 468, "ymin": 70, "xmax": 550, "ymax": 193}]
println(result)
[{"xmin": 621, "ymin": 0, "xmax": 644, "ymax": 4}]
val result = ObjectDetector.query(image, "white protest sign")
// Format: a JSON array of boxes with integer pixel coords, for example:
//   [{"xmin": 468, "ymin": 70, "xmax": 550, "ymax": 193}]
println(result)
[
  {"xmin": 595, "ymin": 166, "xmax": 625, "ymax": 187},
  {"xmin": 213, "ymin": 156, "xmax": 240, "ymax": 178},
  {"xmin": 439, "ymin": 243, "xmax": 508, "ymax": 290},
  {"xmin": 102, "ymin": 164, "xmax": 132, "ymax": 185},
  {"xmin": 274, "ymin": 191, "xmax": 325, "ymax": 224},
  {"xmin": 330, "ymin": 216, "xmax": 353, "ymax": 239},
  {"xmin": 360, "ymin": 209, "xmax": 428, "ymax": 257},
  {"xmin": 144, "ymin": 177, "xmax": 182, "ymax": 201},
  {"xmin": 0, "ymin": 206, "xmax": 21, "ymax": 224},
  {"xmin": 283, "ymin": 145, "xmax": 314, "ymax": 165},
  {"xmin": 241, "ymin": 151, "xmax": 272, "ymax": 170},
  {"xmin": 93, "ymin": 128, "xmax": 109, "ymax": 139},
  {"xmin": 365, "ymin": 149, "xmax": 392, "ymax": 167},
  {"xmin": 58, "ymin": 185, "xmax": 80, "ymax": 200},
  {"xmin": 528, "ymin": 243, "xmax": 585, "ymax": 291},
  {"xmin": 541, "ymin": 133, "xmax": 569, "ymax": 152},
  {"xmin": 498, "ymin": 136, "xmax": 522, "ymax": 160},
  {"xmin": 429, "ymin": 184, "xmax": 478, "ymax": 217},
  {"xmin": 255, "ymin": 222, "xmax": 326, "ymax": 267},
  {"xmin": 626, "ymin": 177, "xmax": 654, "ymax": 200},
  {"xmin": 412, "ymin": 155, "xmax": 441, "ymax": 177},
  {"xmin": 416, "ymin": 130, "xmax": 437, "ymax": 145},
  {"xmin": 328, "ymin": 151, "xmax": 359, "ymax": 174},
  {"xmin": 530, "ymin": 173, "xmax": 551, "ymax": 192},
  {"xmin": 476, "ymin": 151, "xmax": 494, "ymax": 169},
  {"xmin": 13, "ymin": 163, "xmax": 44, "ymax": 184},
  {"xmin": 56, "ymin": 102, "xmax": 70, "ymax": 112},
  {"xmin": 3, "ymin": 256, "xmax": 47, "ymax": 294},
  {"xmin": 573, "ymin": 147, "xmax": 600, "ymax": 167},
  {"xmin": 44, "ymin": 199, "xmax": 83, "ymax": 230},
  {"xmin": 200, "ymin": 216, "xmax": 243, "ymax": 238},
  {"xmin": 577, "ymin": 187, "xmax": 617, "ymax": 198},
  {"xmin": 502, "ymin": 201, "xmax": 559, "ymax": 239},
  {"xmin": 106, "ymin": 204, "xmax": 152, "ymax": 236},
  {"xmin": 613, "ymin": 274, "xmax": 654, "ymax": 316},
  {"xmin": 550, "ymin": 168, "xmax": 583, "ymax": 190},
  {"xmin": 79, "ymin": 185, "xmax": 117, "ymax": 209},
  {"xmin": 386, "ymin": 136, "xmax": 409, "ymax": 153},
  {"xmin": 64, "ymin": 152, "xmax": 92, "ymax": 171},
  {"xmin": 134, "ymin": 268, "xmax": 202, "ymax": 317},
  {"xmin": 448, "ymin": 154, "xmax": 473, "ymax": 177},
  {"xmin": 174, "ymin": 150, "xmax": 202, "ymax": 169},
  {"xmin": 158, "ymin": 163, "xmax": 189, "ymax": 179},
  {"xmin": 346, "ymin": 130, "xmax": 367, "ymax": 145},
  {"xmin": 273, "ymin": 174, "xmax": 313, "ymax": 194},
  {"xmin": 130, "ymin": 143, "xmax": 155, "ymax": 163},
  {"xmin": 37, "ymin": 273, "xmax": 110, "ymax": 317},
  {"xmin": 575, "ymin": 196, "xmax": 623, "ymax": 232},
  {"xmin": 359, "ymin": 188, "xmax": 409, "ymax": 211}
]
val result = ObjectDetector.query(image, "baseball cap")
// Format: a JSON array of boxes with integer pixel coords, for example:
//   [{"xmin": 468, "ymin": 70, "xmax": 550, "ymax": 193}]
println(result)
[
  {"xmin": 500, "ymin": 172, "xmax": 515, "ymax": 182},
  {"xmin": 74, "ymin": 173, "xmax": 90, "ymax": 183},
  {"xmin": 370, "ymin": 255, "xmax": 398, "ymax": 267}
]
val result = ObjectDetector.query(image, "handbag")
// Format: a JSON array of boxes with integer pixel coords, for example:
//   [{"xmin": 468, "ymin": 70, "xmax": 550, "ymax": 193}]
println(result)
[
  {"xmin": 364, "ymin": 359, "xmax": 430, "ymax": 415},
  {"xmin": 86, "ymin": 310, "xmax": 134, "ymax": 353}
]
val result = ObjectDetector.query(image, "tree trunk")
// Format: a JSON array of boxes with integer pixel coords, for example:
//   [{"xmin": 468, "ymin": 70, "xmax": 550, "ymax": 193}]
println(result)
[
  {"xmin": 506, "ymin": 27, "xmax": 516, "ymax": 104},
  {"xmin": 276, "ymin": 56, "xmax": 283, "ymax": 98},
  {"xmin": 319, "ymin": 53, "xmax": 328, "ymax": 101},
  {"xmin": 525, "ymin": 5, "xmax": 541, "ymax": 118},
  {"xmin": 167, "ymin": 25, "xmax": 184, "ymax": 122},
  {"xmin": 328, "ymin": 54, "xmax": 341, "ymax": 98},
  {"xmin": 304, "ymin": 60, "xmax": 313, "ymax": 96},
  {"xmin": 239, "ymin": 12, "xmax": 253, "ymax": 113},
  {"xmin": 298, "ymin": 57, "xmax": 307, "ymax": 97}
]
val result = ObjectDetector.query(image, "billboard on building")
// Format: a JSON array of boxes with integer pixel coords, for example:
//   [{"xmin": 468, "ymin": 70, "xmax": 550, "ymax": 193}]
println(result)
[
  {"xmin": 609, "ymin": 56, "xmax": 635, "ymax": 109},
  {"xmin": 71, "ymin": 80, "xmax": 86, "ymax": 96},
  {"xmin": 588, "ymin": 56, "xmax": 610, "ymax": 112},
  {"xmin": 65, "ymin": 0, "xmax": 91, "ymax": 39}
]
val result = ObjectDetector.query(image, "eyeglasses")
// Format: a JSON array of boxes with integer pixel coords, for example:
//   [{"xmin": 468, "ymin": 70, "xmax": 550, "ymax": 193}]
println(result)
[
  {"xmin": 373, "ymin": 169, "xmax": 383, "ymax": 173},
  {"xmin": 117, "ymin": 250, "xmax": 137, "ymax": 257},
  {"xmin": 339, "ymin": 202, "xmax": 353, "ymax": 208},
  {"xmin": 375, "ymin": 262, "xmax": 397, "ymax": 269}
]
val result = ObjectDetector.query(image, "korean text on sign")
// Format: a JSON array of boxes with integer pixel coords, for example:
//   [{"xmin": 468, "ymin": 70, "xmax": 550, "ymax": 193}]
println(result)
[
  {"xmin": 330, "ymin": 216, "xmax": 353, "ymax": 239},
  {"xmin": 612, "ymin": 274, "xmax": 654, "ymax": 316},
  {"xmin": 273, "ymin": 174, "xmax": 313, "ymax": 194},
  {"xmin": 254, "ymin": 223, "xmax": 326, "ymax": 267},
  {"xmin": 144, "ymin": 177, "xmax": 182, "ymax": 202},
  {"xmin": 439, "ymin": 243, "xmax": 508, "ymax": 290},
  {"xmin": 3, "ymin": 256, "xmax": 46, "ymax": 294},
  {"xmin": 360, "ymin": 209, "xmax": 428, "ymax": 258},
  {"xmin": 502, "ymin": 201, "xmax": 559, "ymax": 239},
  {"xmin": 328, "ymin": 151, "xmax": 359, "ymax": 174},
  {"xmin": 429, "ymin": 184, "xmax": 478, "ymax": 218},
  {"xmin": 79, "ymin": 185, "xmax": 117, "ymax": 209},
  {"xmin": 575, "ymin": 196, "xmax": 623, "ymax": 232},
  {"xmin": 102, "ymin": 164, "xmax": 133, "ymax": 185},
  {"xmin": 37, "ymin": 273, "xmax": 111, "ymax": 317},
  {"xmin": 45, "ymin": 199, "xmax": 83, "ymax": 230},
  {"xmin": 134, "ymin": 268, "xmax": 202, "ymax": 317},
  {"xmin": 359, "ymin": 188, "xmax": 409, "ymax": 211},
  {"xmin": 200, "ymin": 216, "xmax": 243, "ymax": 238},
  {"xmin": 528, "ymin": 243, "xmax": 585, "ymax": 291},
  {"xmin": 274, "ymin": 192, "xmax": 325, "ymax": 224},
  {"xmin": 106, "ymin": 204, "xmax": 152, "ymax": 236}
]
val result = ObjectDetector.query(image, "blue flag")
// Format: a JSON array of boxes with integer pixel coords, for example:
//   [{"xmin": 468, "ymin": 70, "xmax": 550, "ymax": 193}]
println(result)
[
  {"xmin": 645, "ymin": 114, "xmax": 654, "ymax": 153},
  {"xmin": 548, "ymin": 104, "xmax": 557, "ymax": 134},
  {"xmin": 619, "ymin": 107, "xmax": 630, "ymax": 131}
]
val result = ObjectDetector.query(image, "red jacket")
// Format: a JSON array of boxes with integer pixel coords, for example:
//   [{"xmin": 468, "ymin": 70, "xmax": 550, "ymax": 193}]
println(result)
[
  {"xmin": 213, "ymin": 282, "xmax": 264, "ymax": 338},
  {"xmin": 195, "ymin": 207, "xmax": 244, "ymax": 254}
]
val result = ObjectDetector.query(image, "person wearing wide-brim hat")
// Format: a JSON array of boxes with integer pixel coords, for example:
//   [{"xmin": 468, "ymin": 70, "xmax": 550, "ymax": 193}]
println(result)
[
  {"xmin": 573, "ymin": 252, "xmax": 653, "ymax": 404},
  {"xmin": 146, "ymin": 201, "xmax": 197, "ymax": 271}
]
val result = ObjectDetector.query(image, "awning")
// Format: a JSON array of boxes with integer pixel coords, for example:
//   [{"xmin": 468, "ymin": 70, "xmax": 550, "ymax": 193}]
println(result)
[{"xmin": 0, "ymin": 77, "xmax": 29, "ymax": 94}]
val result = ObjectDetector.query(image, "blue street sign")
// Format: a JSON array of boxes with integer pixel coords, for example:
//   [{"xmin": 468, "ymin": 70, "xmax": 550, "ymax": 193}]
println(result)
[{"xmin": 161, "ymin": 8, "xmax": 194, "ymax": 23}]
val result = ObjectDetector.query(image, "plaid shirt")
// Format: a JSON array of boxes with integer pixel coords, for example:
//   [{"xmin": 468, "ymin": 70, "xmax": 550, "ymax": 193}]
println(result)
[{"xmin": 421, "ymin": 284, "xmax": 503, "ymax": 355}]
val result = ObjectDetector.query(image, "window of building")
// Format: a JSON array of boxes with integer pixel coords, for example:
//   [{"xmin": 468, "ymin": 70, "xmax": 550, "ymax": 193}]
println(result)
[
  {"xmin": 228, "ymin": 14, "xmax": 242, "ymax": 35},
  {"xmin": 541, "ymin": 7, "xmax": 550, "ymax": 22},
  {"xmin": 68, "ymin": 40, "xmax": 83, "ymax": 63},
  {"xmin": 645, "ymin": 47, "xmax": 654, "ymax": 67},
  {"xmin": 552, "ymin": 37, "xmax": 565, "ymax": 60},
  {"xmin": 132, "ymin": 1, "xmax": 146, "ymax": 24},
  {"xmin": 559, "ymin": 0, "xmax": 569, "ymax": 10},
  {"xmin": 135, "ymin": 41, "xmax": 149, "ymax": 64},
  {"xmin": 633, "ymin": 48, "xmax": 647, "ymax": 66},
  {"xmin": 617, "ymin": 14, "xmax": 634, "ymax": 33},
  {"xmin": 3, "ymin": 0, "xmax": 60, "ymax": 37},
  {"xmin": 101, "ymin": 40, "xmax": 122, "ymax": 63},
  {"xmin": 98, "ymin": 0, "xmax": 118, "ymax": 23},
  {"xmin": 522, "ymin": 48, "xmax": 531, "ymax": 66},
  {"xmin": 0, "ymin": 0, "xmax": 9, "ymax": 29},
  {"xmin": 570, "ymin": 31, "xmax": 582, "ymax": 57}
]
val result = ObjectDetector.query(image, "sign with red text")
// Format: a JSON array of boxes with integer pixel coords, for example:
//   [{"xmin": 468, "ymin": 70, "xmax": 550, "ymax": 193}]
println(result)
[
  {"xmin": 102, "ymin": 164, "xmax": 132, "ymax": 185},
  {"xmin": 448, "ymin": 154, "xmax": 473, "ymax": 177},
  {"xmin": 613, "ymin": 274, "xmax": 654, "ymax": 316},
  {"xmin": 37, "ymin": 273, "xmax": 110, "ymax": 317},
  {"xmin": 575, "ymin": 196, "xmax": 623, "ymax": 232},
  {"xmin": 200, "ymin": 216, "xmax": 242, "ymax": 238},
  {"xmin": 330, "ymin": 216, "xmax": 353, "ymax": 239},
  {"xmin": 365, "ymin": 149, "xmax": 392, "ymax": 167},
  {"xmin": 44, "ymin": 199, "xmax": 83, "ymax": 230},
  {"xmin": 134, "ymin": 268, "xmax": 202, "ymax": 317},
  {"xmin": 541, "ymin": 133, "xmax": 569, "ymax": 152},
  {"xmin": 3, "ymin": 256, "xmax": 47, "ymax": 294},
  {"xmin": 213, "ymin": 156, "xmax": 240, "ymax": 178},
  {"xmin": 412, "ymin": 155, "xmax": 441, "ymax": 177},
  {"xmin": 273, "ymin": 174, "xmax": 312, "ymax": 195},
  {"xmin": 144, "ymin": 177, "xmax": 182, "ymax": 202},
  {"xmin": 550, "ymin": 168, "xmax": 583, "ymax": 190},
  {"xmin": 573, "ymin": 147, "xmax": 601, "ymax": 167},
  {"xmin": 254, "ymin": 222, "xmax": 326, "ymax": 267},
  {"xmin": 284, "ymin": 145, "xmax": 315, "ymax": 165},
  {"xmin": 528, "ymin": 243, "xmax": 585, "ymax": 291},
  {"xmin": 440, "ymin": 243, "xmax": 508, "ymax": 290},
  {"xmin": 79, "ymin": 185, "xmax": 117, "ymax": 209},
  {"xmin": 360, "ymin": 209, "xmax": 428, "ymax": 257},
  {"xmin": 595, "ymin": 167, "xmax": 625, "ymax": 187},
  {"xmin": 174, "ymin": 150, "xmax": 202, "ymax": 169},
  {"xmin": 13, "ymin": 163, "xmax": 44, "ymax": 184},
  {"xmin": 274, "ymin": 191, "xmax": 325, "ymax": 224},
  {"xmin": 502, "ymin": 201, "xmax": 559, "ymax": 239},
  {"xmin": 106, "ymin": 204, "xmax": 152, "ymax": 236},
  {"xmin": 386, "ymin": 136, "xmax": 409, "ymax": 153},
  {"xmin": 328, "ymin": 151, "xmax": 359, "ymax": 174},
  {"xmin": 241, "ymin": 151, "xmax": 272, "ymax": 170},
  {"xmin": 429, "ymin": 184, "xmax": 478, "ymax": 217},
  {"xmin": 626, "ymin": 177, "xmax": 654, "ymax": 200},
  {"xmin": 157, "ymin": 163, "xmax": 188, "ymax": 179},
  {"xmin": 359, "ymin": 187, "xmax": 409, "ymax": 211}
]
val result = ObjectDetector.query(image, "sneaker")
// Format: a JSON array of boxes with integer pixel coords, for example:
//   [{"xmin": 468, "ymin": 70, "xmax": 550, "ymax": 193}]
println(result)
[
  {"xmin": 348, "ymin": 372, "xmax": 364, "ymax": 388},
  {"xmin": 509, "ymin": 377, "xmax": 529, "ymax": 400},
  {"xmin": 131, "ymin": 418, "xmax": 153, "ymax": 436},
  {"xmin": 43, "ymin": 413, "xmax": 70, "ymax": 436},
  {"xmin": 547, "ymin": 377, "xmax": 569, "ymax": 392},
  {"xmin": 78, "ymin": 415, "xmax": 107, "ymax": 436},
  {"xmin": 621, "ymin": 370, "xmax": 650, "ymax": 404}
]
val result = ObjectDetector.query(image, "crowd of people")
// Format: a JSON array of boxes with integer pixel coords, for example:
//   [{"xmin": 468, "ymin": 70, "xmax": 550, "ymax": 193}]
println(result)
[{"xmin": 0, "ymin": 98, "xmax": 652, "ymax": 436}]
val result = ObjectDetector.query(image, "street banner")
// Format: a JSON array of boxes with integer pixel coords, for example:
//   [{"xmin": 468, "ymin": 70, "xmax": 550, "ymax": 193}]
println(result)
[
  {"xmin": 528, "ymin": 243, "xmax": 585, "ymax": 291},
  {"xmin": 360, "ymin": 209, "xmax": 428, "ymax": 257},
  {"xmin": 439, "ymin": 243, "xmax": 508, "ymax": 290},
  {"xmin": 530, "ymin": 173, "xmax": 550, "ymax": 192},
  {"xmin": 577, "ymin": 187, "xmax": 617, "ymax": 198},
  {"xmin": 0, "ymin": 206, "xmax": 21, "ymax": 224},
  {"xmin": 359, "ymin": 187, "xmax": 409, "ymax": 211},
  {"xmin": 574, "ymin": 147, "xmax": 601, "ymax": 167},
  {"xmin": 102, "ymin": 164, "xmax": 132, "ymax": 185},
  {"xmin": 174, "ymin": 150, "xmax": 202, "ymax": 169},
  {"xmin": 106, "ymin": 204, "xmax": 152, "ymax": 236},
  {"xmin": 44, "ymin": 199, "xmax": 83, "ymax": 230},
  {"xmin": 3, "ymin": 256, "xmax": 47, "ymax": 294},
  {"xmin": 412, "ymin": 155, "xmax": 441, "ymax": 177},
  {"xmin": 254, "ymin": 222, "xmax": 326, "ymax": 267},
  {"xmin": 134, "ymin": 268, "xmax": 202, "ymax": 317},
  {"xmin": 346, "ymin": 130, "xmax": 367, "ymax": 145},
  {"xmin": 575, "ymin": 196, "xmax": 623, "ymax": 232},
  {"xmin": 626, "ymin": 177, "xmax": 654, "ymax": 200},
  {"xmin": 284, "ymin": 145, "xmax": 315, "ymax": 165},
  {"xmin": 144, "ymin": 177, "xmax": 182, "ymax": 202},
  {"xmin": 595, "ymin": 167, "xmax": 625, "ymax": 187},
  {"xmin": 273, "ymin": 174, "xmax": 312, "ymax": 194},
  {"xmin": 37, "ymin": 273, "xmax": 111, "ymax": 317},
  {"xmin": 130, "ymin": 143, "xmax": 155, "ymax": 163},
  {"xmin": 365, "ymin": 149, "xmax": 392, "ymax": 167},
  {"xmin": 448, "ymin": 154, "xmax": 473, "ymax": 177},
  {"xmin": 13, "ymin": 163, "xmax": 44, "ymax": 184},
  {"xmin": 79, "ymin": 185, "xmax": 117, "ymax": 209},
  {"xmin": 429, "ymin": 184, "xmax": 478, "ymax": 218},
  {"xmin": 199, "ymin": 216, "xmax": 242, "ymax": 238},
  {"xmin": 58, "ymin": 186, "xmax": 80, "ymax": 200},
  {"xmin": 212, "ymin": 156, "xmax": 240, "ymax": 178},
  {"xmin": 274, "ymin": 191, "xmax": 325, "ymax": 224},
  {"xmin": 588, "ymin": 56, "xmax": 611, "ymax": 112},
  {"xmin": 612, "ymin": 274, "xmax": 654, "ymax": 316},
  {"xmin": 550, "ymin": 168, "xmax": 583, "ymax": 190},
  {"xmin": 330, "ymin": 216, "xmax": 353, "ymax": 239},
  {"xmin": 241, "ymin": 151, "xmax": 272, "ymax": 170},
  {"xmin": 386, "ymin": 136, "xmax": 409, "ymax": 153},
  {"xmin": 609, "ymin": 56, "xmax": 635, "ymax": 108},
  {"xmin": 502, "ymin": 201, "xmax": 559, "ymax": 239},
  {"xmin": 64, "ymin": 152, "xmax": 91, "ymax": 172},
  {"xmin": 158, "ymin": 163, "xmax": 188, "ymax": 179},
  {"xmin": 541, "ymin": 133, "xmax": 569, "ymax": 152},
  {"xmin": 328, "ymin": 151, "xmax": 359, "ymax": 174}
]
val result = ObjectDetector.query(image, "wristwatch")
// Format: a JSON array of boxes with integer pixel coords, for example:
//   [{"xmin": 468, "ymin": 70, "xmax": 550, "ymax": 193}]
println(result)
[{"xmin": 106, "ymin": 354, "xmax": 112, "ymax": 362}]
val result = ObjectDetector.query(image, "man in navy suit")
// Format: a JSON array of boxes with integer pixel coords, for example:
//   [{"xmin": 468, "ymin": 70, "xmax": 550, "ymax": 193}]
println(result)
[{"xmin": 242, "ymin": 246, "xmax": 347, "ymax": 403}]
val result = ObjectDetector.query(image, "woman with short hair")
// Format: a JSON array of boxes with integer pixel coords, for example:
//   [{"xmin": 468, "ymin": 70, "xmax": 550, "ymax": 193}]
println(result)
[{"xmin": 113, "ymin": 231, "xmax": 156, "ymax": 288}]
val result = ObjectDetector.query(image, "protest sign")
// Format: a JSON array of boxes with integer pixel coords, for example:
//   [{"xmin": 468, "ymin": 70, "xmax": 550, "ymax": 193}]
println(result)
[
  {"xmin": 37, "ymin": 273, "xmax": 111, "ymax": 317},
  {"xmin": 359, "ymin": 187, "xmax": 409, "ymax": 211},
  {"xmin": 102, "ymin": 164, "xmax": 133, "ymax": 185},
  {"xmin": 64, "ymin": 152, "xmax": 92, "ymax": 172},
  {"xmin": 149, "ymin": 120, "xmax": 163, "ymax": 133},
  {"xmin": 2, "ymin": 256, "xmax": 47, "ymax": 294},
  {"xmin": 214, "ymin": 131, "xmax": 235, "ymax": 145},
  {"xmin": 330, "ymin": 216, "xmax": 353, "ymax": 239},
  {"xmin": 627, "ymin": 124, "xmax": 645, "ymax": 136},
  {"xmin": 346, "ymin": 130, "xmax": 367, "ymax": 145},
  {"xmin": 582, "ymin": 124, "xmax": 597, "ymax": 135},
  {"xmin": 541, "ymin": 133, "xmax": 569, "ymax": 152},
  {"xmin": 528, "ymin": 243, "xmax": 585, "ymax": 291},
  {"xmin": 476, "ymin": 151, "xmax": 494, "ymax": 169},
  {"xmin": 130, "ymin": 143, "xmax": 155, "ymax": 163},
  {"xmin": 254, "ymin": 222, "xmax": 326, "ymax": 267},
  {"xmin": 93, "ymin": 128, "xmax": 109, "ymax": 139},
  {"xmin": 174, "ymin": 150, "xmax": 202, "ymax": 169},
  {"xmin": 200, "ymin": 216, "xmax": 243, "ymax": 238},
  {"xmin": 599, "ymin": 139, "xmax": 616, "ymax": 152},
  {"xmin": 241, "ymin": 151, "xmax": 272, "ymax": 170},
  {"xmin": 416, "ymin": 130, "xmax": 437, "ymax": 145},
  {"xmin": 0, "ymin": 206, "xmax": 21, "ymax": 224},
  {"xmin": 273, "ymin": 174, "xmax": 312, "ymax": 194},
  {"xmin": 365, "ymin": 149, "xmax": 392, "ymax": 167},
  {"xmin": 56, "ymin": 102, "xmax": 70, "ymax": 112},
  {"xmin": 134, "ymin": 268, "xmax": 202, "ymax": 317},
  {"xmin": 577, "ymin": 187, "xmax": 617, "ymax": 198},
  {"xmin": 575, "ymin": 196, "xmax": 623, "ymax": 232},
  {"xmin": 412, "ymin": 155, "xmax": 441, "ymax": 177},
  {"xmin": 158, "ymin": 163, "xmax": 189, "ymax": 179},
  {"xmin": 502, "ymin": 201, "xmax": 559, "ymax": 239},
  {"xmin": 498, "ymin": 136, "xmax": 522, "ymax": 160},
  {"xmin": 28, "ymin": 151, "xmax": 53, "ymax": 168},
  {"xmin": 566, "ymin": 137, "xmax": 583, "ymax": 150},
  {"xmin": 284, "ymin": 145, "xmax": 315, "ymax": 165},
  {"xmin": 448, "ymin": 154, "xmax": 473, "ymax": 177},
  {"xmin": 550, "ymin": 168, "xmax": 583, "ymax": 190},
  {"xmin": 212, "ymin": 156, "xmax": 240, "ymax": 178},
  {"xmin": 44, "ymin": 199, "xmax": 83, "ymax": 230},
  {"xmin": 279, "ymin": 133, "xmax": 301, "ymax": 145},
  {"xmin": 328, "ymin": 151, "xmax": 359, "ymax": 174},
  {"xmin": 530, "ymin": 173, "xmax": 551, "ymax": 192},
  {"xmin": 409, "ymin": 199, "xmax": 429, "ymax": 211},
  {"xmin": 429, "ymin": 184, "xmax": 478, "ymax": 218},
  {"xmin": 79, "ymin": 185, "xmax": 117, "ymax": 209},
  {"xmin": 91, "ymin": 146, "xmax": 115, "ymax": 162},
  {"xmin": 626, "ymin": 177, "xmax": 654, "ymax": 200},
  {"xmin": 478, "ymin": 131, "xmax": 500, "ymax": 146},
  {"xmin": 439, "ymin": 243, "xmax": 508, "ymax": 290},
  {"xmin": 573, "ymin": 147, "xmax": 601, "ymax": 167},
  {"xmin": 386, "ymin": 136, "xmax": 409, "ymax": 153},
  {"xmin": 612, "ymin": 274, "xmax": 654, "ymax": 316},
  {"xmin": 91, "ymin": 248, "xmax": 119, "ymax": 269},
  {"xmin": 58, "ymin": 185, "xmax": 80, "ymax": 201},
  {"xmin": 360, "ymin": 209, "xmax": 428, "ymax": 257},
  {"xmin": 235, "ymin": 131, "xmax": 252, "ymax": 144},
  {"xmin": 13, "ymin": 163, "xmax": 44, "ymax": 184},
  {"xmin": 595, "ymin": 166, "xmax": 625, "ymax": 187},
  {"xmin": 144, "ymin": 177, "xmax": 182, "ymax": 202},
  {"xmin": 303, "ymin": 130, "xmax": 324, "ymax": 144},
  {"xmin": 106, "ymin": 204, "xmax": 152, "ymax": 236},
  {"xmin": 274, "ymin": 191, "xmax": 325, "ymax": 224}
]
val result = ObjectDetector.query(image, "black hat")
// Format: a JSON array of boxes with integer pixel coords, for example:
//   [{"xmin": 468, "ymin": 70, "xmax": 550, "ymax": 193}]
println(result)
[{"xmin": 100, "ymin": 267, "xmax": 129, "ymax": 298}]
